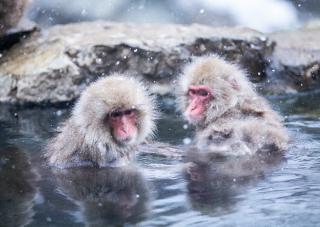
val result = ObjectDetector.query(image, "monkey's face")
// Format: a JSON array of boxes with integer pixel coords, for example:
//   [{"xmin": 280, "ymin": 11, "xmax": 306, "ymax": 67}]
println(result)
[
  {"xmin": 185, "ymin": 85, "xmax": 213, "ymax": 124},
  {"xmin": 73, "ymin": 75, "xmax": 157, "ymax": 149},
  {"xmin": 179, "ymin": 56, "xmax": 243, "ymax": 126},
  {"xmin": 184, "ymin": 77, "xmax": 238, "ymax": 126},
  {"xmin": 108, "ymin": 109, "xmax": 139, "ymax": 145}
]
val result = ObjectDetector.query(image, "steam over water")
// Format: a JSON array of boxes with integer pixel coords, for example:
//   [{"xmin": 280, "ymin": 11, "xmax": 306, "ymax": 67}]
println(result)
[{"xmin": 29, "ymin": 0, "xmax": 304, "ymax": 32}]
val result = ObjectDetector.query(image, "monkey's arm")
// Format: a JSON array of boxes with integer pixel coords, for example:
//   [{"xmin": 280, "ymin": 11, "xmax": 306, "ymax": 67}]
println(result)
[
  {"xmin": 44, "ymin": 121, "xmax": 96, "ymax": 168},
  {"xmin": 194, "ymin": 126, "xmax": 253, "ymax": 156},
  {"xmin": 236, "ymin": 118, "xmax": 289, "ymax": 154},
  {"xmin": 138, "ymin": 141, "xmax": 184, "ymax": 159}
]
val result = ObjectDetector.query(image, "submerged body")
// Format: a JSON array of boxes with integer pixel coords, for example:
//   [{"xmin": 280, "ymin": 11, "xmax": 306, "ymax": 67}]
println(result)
[
  {"xmin": 178, "ymin": 55, "xmax": 289, "ymax": 156},
  {"xmin": 45, "ymin": 74, "xmax": 157, "ymax": 168}
]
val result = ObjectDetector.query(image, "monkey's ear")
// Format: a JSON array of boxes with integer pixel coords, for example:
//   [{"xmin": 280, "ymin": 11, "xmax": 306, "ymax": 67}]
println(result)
[{"xmin": 230, "ymin": 78, "xmax": 240, "ymax": 90}]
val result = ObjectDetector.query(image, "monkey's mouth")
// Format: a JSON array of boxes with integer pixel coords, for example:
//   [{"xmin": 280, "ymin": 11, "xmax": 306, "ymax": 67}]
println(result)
[
  {"xmin": 185, "ymin": 100, "xmax": 209, "ymax": 125},
  {"xmin": 117, "ymin": 136, "xmax": 132, "ymax": 143},
  {"xmin": 113, "ymin": 131, "xmax": 137, "ymax": 145},
  {"xmin": 113, "ymin": 134, "xmax": 131, "ymax": 143},
  {"xmin": 110, "ymin": 122, "xmax": 138, "ymax": 145},
  {"xmin": 184, "ymin": 111, "xmax": 204, "ymax": 125}
]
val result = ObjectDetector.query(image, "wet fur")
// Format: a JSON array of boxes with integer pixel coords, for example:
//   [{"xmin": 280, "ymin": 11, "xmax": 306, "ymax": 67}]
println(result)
[
  {"xmin": 177, "ymin": 55, "xmax": 289, "ymax": 156},
  {"xmin": 45, "ymin": 74, "xmax": 157, "ymax": 168}
]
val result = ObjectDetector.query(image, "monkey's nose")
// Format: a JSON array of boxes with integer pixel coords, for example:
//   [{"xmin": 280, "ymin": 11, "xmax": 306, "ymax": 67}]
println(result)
[{"xmin": 120, "ymin": 127, "xmax": 128, "ymax": 134}]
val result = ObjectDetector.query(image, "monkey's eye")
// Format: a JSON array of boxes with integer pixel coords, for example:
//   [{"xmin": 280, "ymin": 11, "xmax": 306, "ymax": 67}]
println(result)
[
  {"xmin": 188, "ymin": 89, "xmax": 196, "ymax": 96},
  {"xmin": 197, "ymin": 89, "xmax": 209, "ymax": 97},
  {"xmin": 124, "ymin": 109, "xmax": 135, "ymax": 116},
  {"xmin": 110, "ymin": 111, "xmax": 122, "ymax": 118}
]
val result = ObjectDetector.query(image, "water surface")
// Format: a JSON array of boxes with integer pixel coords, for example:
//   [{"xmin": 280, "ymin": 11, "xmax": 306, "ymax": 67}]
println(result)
[{"xmin": 0, "ymin": 92, "xmax": 319, "ymax": 226}]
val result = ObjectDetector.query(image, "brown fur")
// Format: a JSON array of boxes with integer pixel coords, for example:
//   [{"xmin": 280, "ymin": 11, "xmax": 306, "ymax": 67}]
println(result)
[
  {"xmin": 177, "ymin": 55, "xmax": 289, "ymax": 156},
  {"xmin": 0, "ymin": 0, "xmax": 28, "ymax": 35},
  {"xmin": 45, "ymin": 73, "xmax": 157, "ymax": 168}
]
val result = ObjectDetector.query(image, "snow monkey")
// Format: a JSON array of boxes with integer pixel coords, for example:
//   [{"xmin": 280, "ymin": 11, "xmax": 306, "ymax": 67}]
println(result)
[
  {"xmin": 177, "ymin": 55, "xmax": 289, "ymax": 156},
  {"xmin": 45, "ymin": 74, "xmax": 157, "ymax": 168},
  {"xmin": 0, "ymin": 0, "xmax": 29, "ymax": 36}
]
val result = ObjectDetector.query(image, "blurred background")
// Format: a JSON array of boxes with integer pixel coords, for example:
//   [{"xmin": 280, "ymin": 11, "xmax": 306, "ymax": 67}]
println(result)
[{"xmin": 27, "ymin": 0, "xmax": 320, "ymax": 33}]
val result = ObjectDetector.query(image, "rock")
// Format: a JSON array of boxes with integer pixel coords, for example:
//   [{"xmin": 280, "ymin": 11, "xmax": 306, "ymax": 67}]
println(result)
[
  {"xmin": 0, "ymin": 21, "xmax": 272, "ymax": 104},
  {"xmin": 0, "ymin": 28, "xmax": 36, "ymax": 52},
  {"xmin": 0, "ymin": 0, "xmax": 28, "ymax": 36},
  {"xmin": 266, "ymin": 27, "xmax": 320, "ymax": 94}
]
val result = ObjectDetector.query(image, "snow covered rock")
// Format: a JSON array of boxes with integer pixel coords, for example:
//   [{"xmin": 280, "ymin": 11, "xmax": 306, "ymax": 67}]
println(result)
[
  {"xmin": 265, "ymin": 27, "xmax": 320, "ymax": 94},
  {"xmin": 0, "ymin": 21, "xmax": 276, "ymax": 104}
]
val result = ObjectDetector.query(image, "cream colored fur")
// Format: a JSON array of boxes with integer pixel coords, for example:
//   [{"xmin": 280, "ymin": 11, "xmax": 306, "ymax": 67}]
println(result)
[
  {"xmin": 177, "ymin": 55, "xmax": 289, "ymax": 156},
  {"xmin": 45, "ymin": 73, "xmax": 157, "ymax": 168}
]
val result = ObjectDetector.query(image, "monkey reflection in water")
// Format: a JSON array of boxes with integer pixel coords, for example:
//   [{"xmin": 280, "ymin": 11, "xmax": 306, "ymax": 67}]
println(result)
[
  {"xmin": 53, "ymin": 166, "xmax": 150, "ymax": 226},
  {"xmin": 184, "ymin": 150, "xmax": 284, "ymax": 215},
  {"xmin": 0, "ymin": 146, "xmax": 39, "ymax": 227}
]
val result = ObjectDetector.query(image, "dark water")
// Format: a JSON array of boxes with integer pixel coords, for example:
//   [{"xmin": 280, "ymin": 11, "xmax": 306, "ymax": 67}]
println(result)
[{"xmin": 0, "ymin": 92, "xmax": 319, "ymax": 227}]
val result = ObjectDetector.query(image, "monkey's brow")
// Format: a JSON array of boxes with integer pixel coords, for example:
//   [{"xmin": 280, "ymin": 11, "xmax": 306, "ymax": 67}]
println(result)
[{"xmin": 109, "ymin": 108, "xmax": 137, "ymax": 116}]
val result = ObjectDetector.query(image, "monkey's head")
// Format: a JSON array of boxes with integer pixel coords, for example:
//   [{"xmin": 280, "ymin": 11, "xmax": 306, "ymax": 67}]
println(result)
[
  {"xmin": 178, "ymin": 55, "xmax": 253, "ymax": 127},
  {"xmin": 72, "ymin": 74, "xmax": 157, "ymax": 148}
]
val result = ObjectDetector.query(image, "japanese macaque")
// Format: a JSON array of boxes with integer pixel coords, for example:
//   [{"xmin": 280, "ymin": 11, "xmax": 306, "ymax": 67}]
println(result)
[
  {"xmin": 45, "ymin": 74, "xmax": 157, "ymax": 168},
  {"xmin": 177, "ymin": 55, "xmax": 289, "ymax": 156},
  {"xmin": 0, "ymin": 0, "xmax": 29, "ymax": 36},
  {"xmin": 54, "ymin": 166, "xmax": 149, "ymax": 226}
]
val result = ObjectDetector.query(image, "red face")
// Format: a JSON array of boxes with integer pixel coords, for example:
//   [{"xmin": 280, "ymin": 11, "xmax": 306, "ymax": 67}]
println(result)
[
  {"xmin": 109, "ymin": 109, "xmax": 138, "ymax": 144},
  {"xmin": 186, "ymin": 85, "xmax": 213, "ymax": 123}
]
